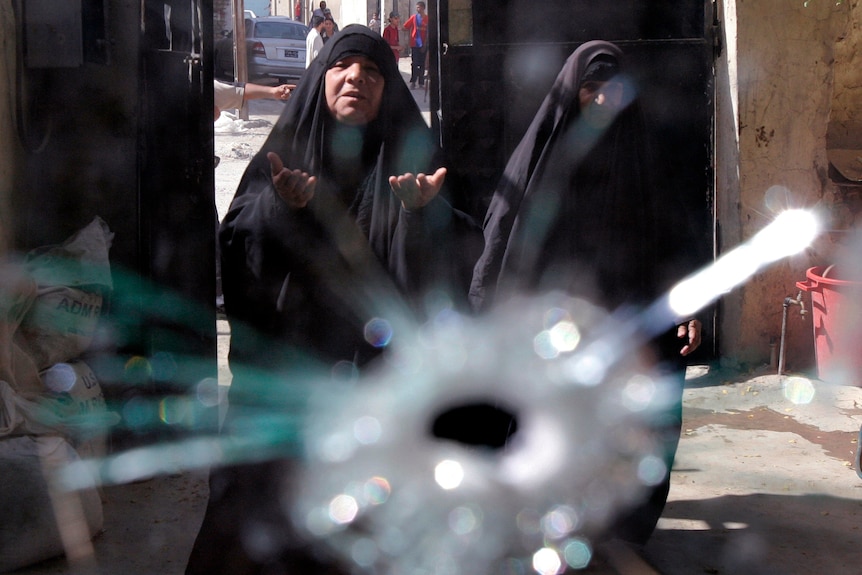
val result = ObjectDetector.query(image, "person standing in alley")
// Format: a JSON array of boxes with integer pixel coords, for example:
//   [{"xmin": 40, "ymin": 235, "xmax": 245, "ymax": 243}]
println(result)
[
  {"xmin": 306, "ymin": 15, "xmax": 325, "ymax": 67},
  {"xmin": 470, "ymin": 40, "xmax": 702, "ymax": 547},
  {"xmin": 368, "ymin": 11, "xmax": 381, "ymax": 34},
  {"xmin": 321, "ymin": 13, "xmax": 338, "ymax": 44},
  {"xmin": 383, "ymin": 12, "xmax": 401, "ymax": 63},
  {"xmin": 403, "ymin": 1, "xmax": 428, "ymax": 89},
  {"xmin": 310, "ymin": 0, "xmax": 326, "ymax": 22}
]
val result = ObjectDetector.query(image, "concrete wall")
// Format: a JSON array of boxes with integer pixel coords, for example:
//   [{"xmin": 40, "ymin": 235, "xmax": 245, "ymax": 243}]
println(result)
[{"xmin": 717, "ymin": 0, "xmax": 861, "ymax": 371}]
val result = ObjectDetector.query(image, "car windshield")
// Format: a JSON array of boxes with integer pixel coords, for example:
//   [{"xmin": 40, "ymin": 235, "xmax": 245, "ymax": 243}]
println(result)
[{"xmin": 254, "ymin": 22, "xmax": 306, "ymax": 40}]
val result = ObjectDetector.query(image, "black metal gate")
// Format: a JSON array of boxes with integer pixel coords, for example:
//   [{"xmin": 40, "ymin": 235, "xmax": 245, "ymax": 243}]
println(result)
[{"xmin": 431, "ymin": 0, "xmax": 717, "ymax": 358}]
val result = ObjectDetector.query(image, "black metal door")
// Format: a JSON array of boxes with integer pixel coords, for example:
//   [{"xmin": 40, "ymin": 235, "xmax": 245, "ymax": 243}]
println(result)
[
  {"xmin": 433, "ymin": 0, "xmax": 717, "ymax": 358},
  {"xmin": 130, "ymin": 0, "xmax": 218, "ymax": 437}
]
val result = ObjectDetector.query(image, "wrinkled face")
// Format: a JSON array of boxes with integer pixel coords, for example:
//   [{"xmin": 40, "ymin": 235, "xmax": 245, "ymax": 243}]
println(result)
[
  {"xmin": 578, "ymin": 79, "xmax": 624, "ymax": 129},
  {"xmin": 325, "ymin": 55, "xmax": 385, "ymax": 126}
]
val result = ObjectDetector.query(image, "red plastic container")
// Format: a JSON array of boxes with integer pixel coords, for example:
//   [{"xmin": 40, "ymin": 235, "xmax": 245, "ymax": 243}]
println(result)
[{"xmin": 796, "ymin": 266, "xmax": 862, "ymax": 385}]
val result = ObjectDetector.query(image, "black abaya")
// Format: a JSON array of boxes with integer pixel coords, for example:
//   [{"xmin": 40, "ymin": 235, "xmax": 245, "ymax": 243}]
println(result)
[
  {"xmin": 186, "ymin": 26, "xmax": 481, "ymax": 574},
  {"xmin": 469, "ymin": 40, "xmax": 694, "ymax": 546}
]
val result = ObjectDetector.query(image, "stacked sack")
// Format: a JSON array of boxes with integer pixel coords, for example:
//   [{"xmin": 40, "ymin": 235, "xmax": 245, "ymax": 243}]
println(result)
[{"xmin": 0, "ymin": 217, "xmax": 117, "ymax": 572}]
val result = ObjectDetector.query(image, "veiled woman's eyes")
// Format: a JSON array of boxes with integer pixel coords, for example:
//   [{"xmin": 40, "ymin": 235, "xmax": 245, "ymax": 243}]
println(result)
[{"xmin": 331, "ymin": 60, "xmax": 382, "ymax": 77}]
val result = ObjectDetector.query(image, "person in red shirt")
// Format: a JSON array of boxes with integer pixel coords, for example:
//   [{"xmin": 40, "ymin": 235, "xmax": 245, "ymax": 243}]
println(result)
[
  {"xmin": 402, "ymin": 1, "xmax": 428, "ymax": 89},
  {"xmin": 383, "ymin": 12, "xmax": 401, "ymax": 63}
]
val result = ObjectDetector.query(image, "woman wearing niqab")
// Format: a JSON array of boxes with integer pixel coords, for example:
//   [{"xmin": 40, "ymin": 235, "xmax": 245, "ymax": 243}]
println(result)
[
  {"xmin": 470, "ymin": 40, "xmax": 701, "ymax": 545},
  {"xmin": 186, "ymin": 26, "xmax": 480, "ymax": 575}
]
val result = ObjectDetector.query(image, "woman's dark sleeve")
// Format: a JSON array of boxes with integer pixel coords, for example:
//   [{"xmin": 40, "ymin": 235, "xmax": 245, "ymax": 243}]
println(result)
[
  {"xmin": 219, "ymin": 162, "xmax": 312, "ymax": 339},
  {"xmin": 389, "ymin": 196, "xmax": 484, "ymax": 310}
]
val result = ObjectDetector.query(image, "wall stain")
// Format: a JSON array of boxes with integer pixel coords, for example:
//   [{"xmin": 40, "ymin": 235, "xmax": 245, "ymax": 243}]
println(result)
[
  {"xmin": 755, "ymin": 125, "xmax": 774, "ymax": 147},
  {"xmin": 684, "ymin": 405, "xmax": 860, "ymax": 468}
]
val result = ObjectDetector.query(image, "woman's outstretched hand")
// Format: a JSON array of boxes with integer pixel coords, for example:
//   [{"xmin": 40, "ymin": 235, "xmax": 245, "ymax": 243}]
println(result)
[
  {"xmin": 678, "ymin": 319, "xmax": 702, "ymax": 356},
  {"xmin": 268, "ymin": 152, "xmax": 317, "ymax": 209},
  {"xmin": 389, "ymin": 167, "xmax": 447, "ymax": 211}
]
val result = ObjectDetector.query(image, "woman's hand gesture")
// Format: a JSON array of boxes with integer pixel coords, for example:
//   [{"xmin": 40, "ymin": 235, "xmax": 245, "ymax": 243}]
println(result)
[
  {"xmin": 268, "ymin": 152, "xmax": 317, "ymax": 209},
  {"xmin": 389, "ymin": 167, "xmax": 447, "ymax": 211}
]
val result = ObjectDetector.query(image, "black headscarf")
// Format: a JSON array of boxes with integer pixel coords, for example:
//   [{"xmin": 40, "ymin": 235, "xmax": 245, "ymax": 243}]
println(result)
[
  {"xmin": 234, "ymin": 24, "xmax": 439, "ymax": 247},
  {"xmin": 469, "ymin": 41, "xmax": 670, "ymax": 314}
]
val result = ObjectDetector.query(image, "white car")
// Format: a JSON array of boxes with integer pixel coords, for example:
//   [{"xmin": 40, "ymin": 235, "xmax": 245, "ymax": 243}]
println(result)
[{"xmin": 215, "ymin": 16, "xmax": 308, "ymax": 83}]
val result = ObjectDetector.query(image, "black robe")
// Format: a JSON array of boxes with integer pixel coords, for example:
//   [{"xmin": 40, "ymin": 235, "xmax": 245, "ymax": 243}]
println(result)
[
  {"xmin": 469, "ymin": 40, "xmax": 694, "ymax": 545},
  {"xmin": 186, "ymin": 26, "xmax": 481, "ymax": 575}
]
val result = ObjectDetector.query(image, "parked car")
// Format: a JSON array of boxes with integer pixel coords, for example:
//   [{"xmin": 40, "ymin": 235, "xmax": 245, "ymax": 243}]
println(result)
[{"xmin": 215, "ymin": 17, "xmax": 308, "ymax": 83}]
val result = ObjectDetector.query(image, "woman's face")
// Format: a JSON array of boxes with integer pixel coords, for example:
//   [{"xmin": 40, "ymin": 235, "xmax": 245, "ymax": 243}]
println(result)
[
  {"xmin": 578, "ymin": 79, "xmax": 624, "ymax": 129},
  {"xmin": 324, "ymin": 19, "xmax": 335, "ymax": 34},
  {"xmin": 325, "ymin": 55, "xmax": 385, "ymax": 126}
]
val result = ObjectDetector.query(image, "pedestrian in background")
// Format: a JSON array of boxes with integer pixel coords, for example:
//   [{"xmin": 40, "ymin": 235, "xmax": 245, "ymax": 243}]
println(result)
[
  {"xmin": 403, "ymin": 1, "xmax": 428, "ymax": 89},
  {"xmin": 368, "ymin": 11, "xmax": 381, "ymax": 34},
  {"xmin": 322, "ymin": 13, "xmax": 338, "ymax": 43},
  {"xmin": 383, "ymin": 12, "xmax": 401, "ymax": 62},
  {"xmin": 310, "ymin": 0, "xmax": 325, "ymax": 22},
  {"xmin": 306, "ymin": 15, "xmax": 325, "ymax": 67}
]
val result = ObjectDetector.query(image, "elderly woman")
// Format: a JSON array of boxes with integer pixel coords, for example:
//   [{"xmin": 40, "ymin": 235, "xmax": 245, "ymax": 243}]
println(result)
[
  {"xmin": 470, "ymin": 41, "xmax": 701, "ymax": 545},
  {"xmin": 186, "ymin": 26, "xmax": 480, "ymax": 575}
]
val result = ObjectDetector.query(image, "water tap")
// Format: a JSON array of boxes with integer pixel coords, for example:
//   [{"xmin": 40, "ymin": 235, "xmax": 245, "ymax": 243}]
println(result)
[{"xmin": 784, "ymin": 290, "xmax": 806, "ymax": 318}]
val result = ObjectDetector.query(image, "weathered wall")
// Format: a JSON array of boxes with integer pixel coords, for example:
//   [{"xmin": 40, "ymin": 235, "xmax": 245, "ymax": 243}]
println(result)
[
  {"xmin": 720, "ymin": 0, "xmax": 857, "ymax": 371},
  {"xmin": 830, "ymin": 0, "xmax": 862, "ymax": 145}
]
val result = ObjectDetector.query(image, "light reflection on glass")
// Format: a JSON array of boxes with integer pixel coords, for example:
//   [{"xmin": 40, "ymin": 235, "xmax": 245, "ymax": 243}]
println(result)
[
  {"xmin": 304, "ymin": 506, "xmax": 334, "ymax": 536},
  {"xmin": 534, "ymin": 329, "xmax": 559, "ymax": 359},
  {"xmin": 150, "ymin": 351, "xmax": 177, "ymax": 381},
  {"xmin": 669, "ymin": 208, "xmax": 820, "ymax": 318},
  {"xmin": 353, "ymin": 415, "xmax": 382, "ymax": 445},
  {"xmin": 122, "ymin": 395, "xmax": 155, "ymax": 429},
  {"xmin": 637, "ymin": 455, "xmax": 667, "ymax": 487},
  {"xmin": 782, "ymin": 376, "xmax": 815, "ymax": 405},
  {"xmin": 621, "ymin": 374, "xmax": 657, "ymax": 412},
  {"xmin": 158, "ymin": 396, "xmax": 190, "ymax": 425},
  {"xmin": 434, "ymin": 459, "xmax": 464, "ymax": 490},
  {"xmin": 123, "ymin": 355, "xmax": 152, "ymax": 384},
  {"xmin": 562, "ymin": 537, "xmax": 592, "ymax": 569},
  {"xmin": 541, "ymin": 505, "xmax": 580, "ymax": 539},
  {"xmin": 350, "ymin": 537, "xmax": 379, "ymax": 567},
  {"xmin": 449, "ymin": 505, "xmax": 480, "ymax": 535},
  {"xmin": 363, "ymin": 476, "xmax": 391, "ymax": 505},
  {"xmin": 516, "ymin": 508, "xmax": 542, "ymax": 536},
  {"xmin": 364, "ymin": 317, "xmax": 393, "ymax": 348},
  {"xmin": 328, "ymin": 494, "xmax": 359, "ymax": 524},
  {"xmin": 42, "ymin": 363, "xmax": 77, "ymax": 393},
  {"xmin": 550, "ymin": 320, "xmax": 581, "ymax": 353},
  {"xmin": 564, "ymin": 349, "xmax": 608, "ymax": 387},
  {"xmin": 318, "ymin": 431, "xmax": 356, "ymax": 463},
  {"xmin": 763, "ymin": 185, "xmax": 795, "ymax": 215},
  {"xmin": 532, "ymin": 547, "xmax": 563, "ymax": 575},
  {"xmin": 195, "ymin": 377, "xmax": 221, "ymax": 407}
]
